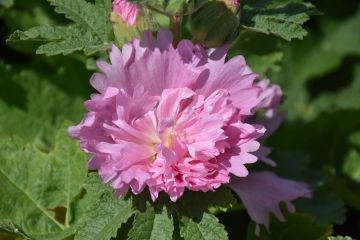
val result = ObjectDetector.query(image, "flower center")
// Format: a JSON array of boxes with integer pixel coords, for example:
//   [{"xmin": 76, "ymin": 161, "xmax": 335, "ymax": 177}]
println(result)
[
  {"xmin": 157, "ymin": 117, "xmax": 177, "ymax": 149},
  {"xmin": 163, "ymin": 127, "xmax": 175, "ymax": 148}
]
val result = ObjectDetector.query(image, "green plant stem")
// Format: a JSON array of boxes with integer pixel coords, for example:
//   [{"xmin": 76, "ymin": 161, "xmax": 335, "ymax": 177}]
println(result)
[{"xmin": 170, "ymin": 15, "xmax": 182, "ymax": 46}]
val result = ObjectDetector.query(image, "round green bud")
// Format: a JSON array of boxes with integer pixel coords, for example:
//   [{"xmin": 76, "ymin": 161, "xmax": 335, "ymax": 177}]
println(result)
[{"xmin": 191, "ymin": 1, "xmax": 239, "ymax": 48}]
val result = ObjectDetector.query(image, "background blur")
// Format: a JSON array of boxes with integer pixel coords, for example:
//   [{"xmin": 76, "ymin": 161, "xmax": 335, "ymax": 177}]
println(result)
[{"xmin": 0, "ymin": 0, "xmax": 359, "ymax": 239}]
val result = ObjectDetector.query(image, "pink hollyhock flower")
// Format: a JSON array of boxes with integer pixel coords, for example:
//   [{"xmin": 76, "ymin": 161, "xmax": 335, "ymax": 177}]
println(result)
[
  {"xmin": 112, "ymin": 0, "xmax": 138, "ymax": 26},
  {"xmin": 69, "ymin": 29, "xmax": 310, "ymax": 230}
]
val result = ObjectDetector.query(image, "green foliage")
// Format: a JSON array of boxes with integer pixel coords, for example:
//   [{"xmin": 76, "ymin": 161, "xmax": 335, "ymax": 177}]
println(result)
[
  {"xmin": 241, "ymin": 1, "xmax": 317, "ymax": 41},
  {"xmin": 74, "ymin": 176, "xmax": 134, "ymax": 240},
  {"xmin": 7, "ymin": 0, "xmax": 112, "ymax": 56},
  {"xmin": 296, "ymin": 191, "xmax": 346, "ymax": 225},
  {"xmin": 328, "ymin": 236, "xmax": 354, "ymax": 240},
  {"xmin": 0, "ymin": 0, "xmax": 13, "ymax": 8},
  {"xmin": 129, "ymin": 0, "xmax": 198, "ymax": 15},
  {"xmin": 0, "ymin": 125, "xmax": 87, "ymax": 238},
  {"xmin": 247, "ymin": 213, "xmax": 332, "ymax": 240},
  {"xmin": 174, "ymin": 188, "xmax": 235, "ymax": 240},
  {"xmin": 126, "ymin": 188, "xmax": 235, "ymax": 240},
  {"xmin": 0, "ymin": 63, "xmax": 87, "ymax": 146},
  {"xmin": 176, "ymin": 187, "xmax": 236, "ymax": 217},
  {"xmin": 190, "ymin": 1, "xmax": 238, "ymax": 47},
  {"xmin": 270, "ymin": 7, "xmax": 360, "ymax": 120},
  {"xmin": 0, "ymin": 220, "xmax": 32, "ymax": 240},
  {"xmin": 128, "ymin": 203, "xmax": 173, "ymax": 240},
  {"xmin": 180, "ymin": 213, "xmax": 228, "ymax": 240},
  {"xmin": 342, "ymin": 131, "xmax": 360, "ymax": 183},
  {"xmin": 229, "ymin": 31, "xmax": 283, "ymax": 77}
]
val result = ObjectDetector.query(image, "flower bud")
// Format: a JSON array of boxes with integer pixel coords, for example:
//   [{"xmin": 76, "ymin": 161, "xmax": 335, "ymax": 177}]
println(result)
[
  {"xmin": 111, "ymin": 8, "xmax": 157, "ymax": 46},
  {"xmin": 191, "ymin": 1, "xmax": 239, "ymax": 47},
  {"xmin": 112, "ymin": 0, "xmax": 139, "ymax": 26}
]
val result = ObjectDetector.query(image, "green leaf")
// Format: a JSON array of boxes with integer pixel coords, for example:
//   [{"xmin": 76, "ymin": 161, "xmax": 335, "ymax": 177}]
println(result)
[
  {"xmin": 229, "ymin": 31, "xmax": 283, "ymax": 77},
  {"xmin": 331, "ymin": 176, "xmax": 360, "ymax": 211},
  {"xmin": 0, "ymin": 125, "xmax": 87, "ymax": 238},
  {"xmin": 247, "ymin": 213, "xmax": 332, "ymax": 240},
  {"xmin": 48, "ymin": 0, "xmax": 110, "ymax": 42},
  {"xmin": 177, "ymin": 187, "xmax": 236, "ymax": 219},
  {"xmin": 349, "ymin": 131, "xmax": 360, "ymax": 147},
  {"xmin": 241, "ymin": 2, "xmax": 316, "ymax": 41},
  {"xmin": 180, "ymin": 213, "xmax": 228, "ymax": 240},
  {"xmin": 174, "ymin": 188, "xmax": 233, "ymax": 240},
  {"xmin": 128, "ymin": 203, "xmax": 174, "ymax": 240},
  {"xmin": 8, "ymin": 25, "xmax": 110, "ymax": 56},
  {"xmin": 310, "ymin": 64, "xmax": 360, "ymax": 116},
  {"xmin": 7, "ymin": 0, "xmax": 112, "ymax": 55},
  {"xmin": 246, "ymin": 51, "xmax": 283, "ymax": 76},
  {"xmin": 296, "ymin": 191, "xmax": 346, "ymax": 225},
  {"xmin": 0, "ymin": 62, "xmax": 87, "ymax": 145},
  {"xmin": 73, "ymin": 175, "xmax": 135, "ymax": 240},
  {"xmin": 328, "ymin": 236, "xmax": 354, "ymax": 240},
  {"xmin": 0, "ymin": 0, "xmax": 13, "ymax": 8},
  {"xmin": 242, "ymin": 0, "xmax": 271, "ymax": 9},
  {"xmin": 343, "ymin": 150, "xmax": 360, "ymax": 183},
  {"xmin": 269, "ymin": 8, "xmax": 360, "ymax": 120},
  {"xmin": 343, "ymin": 131, "xmax": 360, "ymax": 183},
  {"xmin": 0, "ymin": 220, "xmax": 33, "ymax": 240},
  {"xmin": 71, "ymin": 173, "xmax": 108, "ymax": 223}
]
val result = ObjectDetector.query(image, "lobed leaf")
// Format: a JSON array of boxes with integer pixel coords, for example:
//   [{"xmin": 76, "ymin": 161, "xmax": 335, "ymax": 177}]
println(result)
[
  {"xmin": 7, "ymin": 0, "xmax": 112, "ymax": 56},
  {"xmin": 128, "ymin": 203, "xmax": 174, "ymax": 240},
  {"xmin": 174, "ymin": 187, "xmax": 234, "ymax": 240},
  {"xmin": 73, "ymin": 174, "xmax": 135, "ymax": 240},
  {"xmin": 241, "ymin": 2, "xmax": 316, "ymax": 41},
  {"xmin": 0, "ymin": 125, "xmax": 87, "ymax": 238},
  {"xmin": 47, "ymin": 0, "xmax": 110, "ymax": 42},
  {"xmin": 328, "ymin": 236, "xmax": 354, "ymax": 240},
  {"xmin": 180, "ymin": 213, "xmax": 228, "ymax": 240}
]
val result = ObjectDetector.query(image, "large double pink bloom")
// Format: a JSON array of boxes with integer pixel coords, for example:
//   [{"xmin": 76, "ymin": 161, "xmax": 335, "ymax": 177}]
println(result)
[{"xmin": 69, "ymin": 29, "xmax": 310, "ymax": 231}]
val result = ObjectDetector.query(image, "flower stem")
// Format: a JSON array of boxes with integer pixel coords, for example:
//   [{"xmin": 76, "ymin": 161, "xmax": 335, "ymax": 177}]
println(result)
[{"xmin": 170, "ymin": 15, "xmax": 182, "ymax": 46}]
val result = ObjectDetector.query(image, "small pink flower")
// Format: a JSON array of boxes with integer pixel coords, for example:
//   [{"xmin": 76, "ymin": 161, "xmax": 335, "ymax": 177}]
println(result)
[
  {"xmin": 112, "ymin": 0, "xmax": 138, "ymax": 26},
  {"xmin": 69, "ymin": 29, "xmax": 310, "ymax": 230}
]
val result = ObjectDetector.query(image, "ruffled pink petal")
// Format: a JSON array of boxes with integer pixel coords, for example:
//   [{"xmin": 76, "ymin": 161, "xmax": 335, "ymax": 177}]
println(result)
[
  {"xmin": 91, "ymin": 45, "xmax": 131, "ymax": 94},
  {"xmin": 156, "ymin": 88, "xmax": 194, "ymax": 123}
]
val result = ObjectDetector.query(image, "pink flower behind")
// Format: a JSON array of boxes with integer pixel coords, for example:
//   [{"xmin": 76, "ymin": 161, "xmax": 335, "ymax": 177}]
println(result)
[
  {"xmin": 69, "ymin": 29, "xmax": 310, "ymax": 230},
  {"xmin": 228, "ymin": 172, "xmax": 311, "ymax": 235},
  {"xmin": 112, "ymin": 0, "xmax": 138, "ymax": 26}
]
